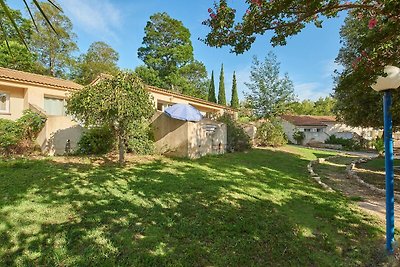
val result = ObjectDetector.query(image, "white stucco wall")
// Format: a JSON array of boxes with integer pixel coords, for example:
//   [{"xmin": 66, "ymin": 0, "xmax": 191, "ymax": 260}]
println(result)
[
  {"xmin": 281, "ymin": 119, "xmax": 297, "ymax": 144},
  {"xmin": 325, "ymin": 122, "xmax": 377, "ymax": 140},
  {"xmin": 281, "ymin": 118, "xmax": 379, "ymax": 145}
]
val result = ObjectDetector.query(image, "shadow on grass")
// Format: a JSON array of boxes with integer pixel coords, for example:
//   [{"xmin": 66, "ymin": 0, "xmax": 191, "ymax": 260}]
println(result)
[{"xmin": 0, "ymin": 149, "xmax": 388, "ymax": 266}]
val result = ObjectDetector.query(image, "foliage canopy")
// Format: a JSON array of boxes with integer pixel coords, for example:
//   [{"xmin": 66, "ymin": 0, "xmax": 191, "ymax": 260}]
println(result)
[
  {"xmin": 66, "ymin": 72, "xmax": 155, "ymax": 162},
  {"xmin": 245, "ymin": 52, "xmax": 294, "ymax": 119}
]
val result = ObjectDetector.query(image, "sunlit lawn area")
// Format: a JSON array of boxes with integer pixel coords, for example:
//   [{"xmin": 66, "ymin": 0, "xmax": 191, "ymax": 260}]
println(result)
[
  {"xmin": 0, "ymin": 147, "xmax": 389, "ymax": 266},
  {"xmin": 356, "ymin": 157, "xmax": 400, "ymax": 193}
]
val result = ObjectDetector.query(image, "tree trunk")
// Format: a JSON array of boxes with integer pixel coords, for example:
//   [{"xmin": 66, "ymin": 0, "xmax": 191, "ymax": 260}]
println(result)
[{"xmin": 118, "ymin": 133, "xmax": 125, "ymax": 164}]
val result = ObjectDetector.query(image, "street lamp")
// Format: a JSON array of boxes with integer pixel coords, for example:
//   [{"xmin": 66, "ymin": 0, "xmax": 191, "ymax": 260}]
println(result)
[{"xmin": 371, "ymin": 65, "xmax": 400, "ymax": 253}]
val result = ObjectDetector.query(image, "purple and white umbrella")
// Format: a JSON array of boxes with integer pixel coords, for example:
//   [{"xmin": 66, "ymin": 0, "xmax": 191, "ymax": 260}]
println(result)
[{"xmin": 164, "ymin": 104, "xmax": 203, "ymax": 122}]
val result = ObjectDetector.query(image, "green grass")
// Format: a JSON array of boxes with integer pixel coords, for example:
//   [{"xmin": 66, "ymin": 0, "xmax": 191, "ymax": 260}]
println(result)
[
  {"xmin": 361, "ymin": 158, "xmax": 400, "ymax": 171},
  {"xmin": 0, "ymin": 147, "xmax": 388, "ymax": 266},
  {"xmin": 357, "ymin": 157, "xmax": 400, "ymax": 193}
]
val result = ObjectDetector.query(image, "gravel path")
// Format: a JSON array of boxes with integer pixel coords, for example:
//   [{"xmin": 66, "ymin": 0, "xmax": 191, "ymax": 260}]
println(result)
[{"xmin": 313, "ymin": 155, "xmax": 400, "ymax": 229}]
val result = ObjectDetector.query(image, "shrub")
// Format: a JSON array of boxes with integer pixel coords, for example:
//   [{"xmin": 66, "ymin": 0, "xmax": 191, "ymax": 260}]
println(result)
[
  {"xmin": 77, "ymin": 126, "xmax": 115, "ymax": 155},
  {"xmin": 325, "ymin": 135, "xmax": 361, "ymax": 150},
  {"xmin": 218, "ymin": 114, "xmax": 251, "ymax": 152},
  {"xmin": 0, "ymin": 119, "xmax": 21, "ymax": 154},
  {"xmin": 126, "ymin": 120, "xmax": 155, "ymax": 155},
  {"xmin": 372, "ymin": 137, "xmax": 384, "ymax": 156},
  {"xmin": 256, "ymin": 120, "xmax": 287, "ymax": 147},
  {"xmin": 0, "ymin": 110, "xmax": 46, "ymax": 155},
  {"xmin": 293, "ymin": 130, "xmax": 305, "ymax": 145},
  {"xmin": 17, "ymin": 110, "xmax": 46, "ymax": 141}
]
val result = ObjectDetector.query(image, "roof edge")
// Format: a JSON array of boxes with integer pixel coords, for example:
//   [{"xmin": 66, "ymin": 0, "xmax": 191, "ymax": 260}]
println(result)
[{"xmin": 91, "ymin": 73, "xmax": 236, "ymax": 111}]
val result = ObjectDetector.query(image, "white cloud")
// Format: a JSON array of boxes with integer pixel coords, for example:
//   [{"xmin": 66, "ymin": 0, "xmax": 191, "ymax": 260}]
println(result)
[
  {"xmin": 61, "ymin": 0, "xmax": 122, "ymax": 41},
  {"xmin": 294, "ymin": 82, "xmax": 332, "ymax": 101}
]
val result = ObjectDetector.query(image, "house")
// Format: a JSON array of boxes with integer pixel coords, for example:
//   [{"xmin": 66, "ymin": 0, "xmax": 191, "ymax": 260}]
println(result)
[
  {"xmin": 281, "ymin": 115, "xmax": 378, "ymax": 145},
  {"xmin": 0, "ymin": 67, "xmax": 84, "ymax": 155},
  {"xmin": 0, "ymin": 67, "xmax": 232, "ymax": 157}
]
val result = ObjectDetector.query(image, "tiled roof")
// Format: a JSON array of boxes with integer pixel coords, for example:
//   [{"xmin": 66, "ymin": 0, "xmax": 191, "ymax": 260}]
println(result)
[
  {"xmin": 0, "ymin": 67, "xmax": 83, "ymax": 90},
  {"xmin": 92, "ymin": 73, "xmax": 235, "ymax": 111},
  {"xmin": 281, "ymin": 115, "xmax": 336, "ymax": 126},
  {"xmin": 147, "ymin": 85, "xmax": 235, "ymax": 111},
  {"xmin": 315, "ymin": 116, "xmax": 336, "ymax": 123}
]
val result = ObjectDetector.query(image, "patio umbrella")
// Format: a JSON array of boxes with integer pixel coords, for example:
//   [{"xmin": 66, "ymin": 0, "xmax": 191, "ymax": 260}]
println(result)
[{"xmin": 164, "ymin": 103, "xmax": 203, "ymax": 122}]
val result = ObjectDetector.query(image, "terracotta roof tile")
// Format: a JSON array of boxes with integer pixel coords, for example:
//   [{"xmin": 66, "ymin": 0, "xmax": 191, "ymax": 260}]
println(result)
[
  {"xmin": 311, "ymin": 115, "xmax": 336, "ymax": 122},
  {"xmin": 0, "ymin": 67, "xmax": 83, "ymax": 90},
  {"xmin": 92, "ymin": 73, "xmax": 235, "ymax": 111},
  {"xmin": 281, "ymin": 115, "xmax": 336, "ymax": 126},
  {"xmin": 146, "ymin": 85, "xmax": 235, "ymax": 111}
]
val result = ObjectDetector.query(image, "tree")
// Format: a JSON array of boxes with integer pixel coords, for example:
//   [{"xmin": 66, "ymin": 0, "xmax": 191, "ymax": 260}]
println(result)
[
  {"xmin": 203, "ymin": 1, "xmax": 400, "ymax": 93},
  {"xmin": 289, "ymin": 97, "xmax": 335, "ymax": 116},
  {"xmin": 0, "ymin": 5, "xmax": 45, "ymax": 74},
  {"xmin": 137, "ymin": 12, "xmax": 209, "ymax": 99},
  {"xmin": 245, "ymin": 52, "xmax": 294, "ymax": 119},
  {"xmin": 30, "ymin": 2, "xmax": 77, "ymax": 78},
  {"xmin": 288, "ymin": 100, "xmax": 315, "ymax": 115},
  {"xmin": 208, "ymin": 70, "xmax": 217, "ymax": 103},
  {"xmin": 0, "ymin": 41, "xmax": 44, "ymax": 73},
  {"xmin": 333, "ymin": 11, "xmax": 400, "ymax": 127},
  {"xmin": 314, "ymin": 97, "xmax": 335, "ymax": 115},
  {"xmin": 0, "ymin": 1, "xmax": 61, "ymax": 50},
  {"xmin": 73, "ymin": 41, "xmax": 119, "ymax": 85},
  {"xmin": 231, "ymin": 71, "xmax": 239, "ymax": 108},
  {"xmin": 218, "ymin": 64, "xmax": 226, "ymax": 105},
  {"xmin": 0, "ymin": 6, "xmax": 32, "ymax": 44},
  {"xmin": 66, "ymin": 72, "xmax": 155, "ymax": 163},
  {"xmin": 176, "ymin": 60, "xmax": 209, "ymax": 99},
  {"xmin": 134, "ymin": 65, "xmax": 164, "ymax": 88},
  {"xmin": 138, "ymin": 12, "xmax": 193, "ymax": 80}
]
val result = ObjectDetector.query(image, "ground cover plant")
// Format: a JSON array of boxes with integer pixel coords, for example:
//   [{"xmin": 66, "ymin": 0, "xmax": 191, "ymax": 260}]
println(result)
[{"xmin": 0, "ymin": 147, "xmax": 391, "ymax": 266}]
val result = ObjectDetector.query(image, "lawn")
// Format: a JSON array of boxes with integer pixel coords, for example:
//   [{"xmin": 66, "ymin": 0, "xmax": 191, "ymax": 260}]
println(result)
[
  {"xmin": 356, "ymin": 157, "xmax": 400, "ymax": 193},
  {"xmin": 0, "ymin": 147, "xmax": 389, "ymax": 266}
]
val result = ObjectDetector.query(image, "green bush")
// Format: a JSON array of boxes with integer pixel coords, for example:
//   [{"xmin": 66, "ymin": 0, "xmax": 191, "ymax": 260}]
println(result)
[
  {"xmin": 218, "ymin": 114, "xmax": 251, "ymax": 152},
  {"xmin": 0, "ymin": 110, "xmax": 46, "ymax": 155},
  {"xmin": 17, "ymin": 109, "xmax": 47, "ymax": 141},
  {"xmin": 0, "ymin": 119, "xmax": 21, "ymax": 154},
  {"xmin": 325, "ymin": 135, "xmax": 361, "ymax": 150},
  {"xmin": 256, "ymin": 120, "xmax": 287, "ymax": 147},
  {"xmin": 126, "ymin": 120, "xmax": 155, "ymax": 155},
  {"xmin": 293, "ymin": 131, "xmax": 305, "ymax": 145},
  {"xmin": 77, "ymin": 126, "xmax": 115, "ymax": 155},
  {"xmin": 372, "ymin": 137, "xmax": 384, "ymax": 156}
]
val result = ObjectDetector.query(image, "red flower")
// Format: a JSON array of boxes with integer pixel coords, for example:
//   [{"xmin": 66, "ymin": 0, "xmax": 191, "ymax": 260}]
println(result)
[
  {"xmin": 368, "ymin": 18, "xmax": 377, "ymax": 29},
  {"xmin": 210, "ymin": 13, "xmax": 217, "ymax": 19},
  {"xmin": 361, "ymin": 50, "xmax": 368, "ymax": 57},
  {"xmin": 208, "ymin": 8, "xmax": 212, "ymax": 13}
]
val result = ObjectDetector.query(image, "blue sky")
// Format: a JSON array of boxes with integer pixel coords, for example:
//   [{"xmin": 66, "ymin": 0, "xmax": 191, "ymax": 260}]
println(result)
[{"xmin": 13, "ymin": 0, "xmax": 346, "ymax": 101}]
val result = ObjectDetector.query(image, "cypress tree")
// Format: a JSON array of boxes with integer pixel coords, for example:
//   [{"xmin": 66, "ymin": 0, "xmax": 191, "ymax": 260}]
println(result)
[
  {"xmin": 231, "ymin": 71, "xmax": 239, "ymax": 108},
  {"xmin": 208, "ymin": 71, "xmax": 217, "ymax": 103},
  {"xmin": 218, "ymin": 64, "xmax": 226, "ymax": 105}
]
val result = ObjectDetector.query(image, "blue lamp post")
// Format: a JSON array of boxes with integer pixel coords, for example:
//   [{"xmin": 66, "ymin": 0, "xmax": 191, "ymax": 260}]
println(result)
[{"xmin": 371, "ymin": 65, "xmax": 400, "ymax": 253}]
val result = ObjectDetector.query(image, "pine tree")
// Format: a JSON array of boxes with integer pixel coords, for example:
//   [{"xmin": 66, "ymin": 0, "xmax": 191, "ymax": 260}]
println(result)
[
  {"xmin": 231, "ymin": 71, "xmax": 239, "ymax": 109},
  {"xmin": 218, "ymin": 64, "xmax": 226, "ymax": 105},
  {"xmin": 208, "ymin": 71, "xmax": 217, "ymax": 103}
]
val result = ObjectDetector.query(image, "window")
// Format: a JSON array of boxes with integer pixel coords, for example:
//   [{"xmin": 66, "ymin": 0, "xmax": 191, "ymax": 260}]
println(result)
[
  {"xmin": 310, "ymin": 128, "xmax": 317, "ymax": 132},
  {"xmin": 0, "ymin": 92, "xmax": 9, "ymax": 113},
  {"xmin": 317, "ymin": 128, "xmax": 323, "ymax": 132},
  {"xmin": 44, "ymin": 97, "xmax": 65, "ymax": 116},
  {"xmin": 304, "ymin": 129, "xmax": 311, "ymax": 132},
  {"xmin": 156, "ymin": 100, "xmax": 173, "ymax": 112}
]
